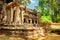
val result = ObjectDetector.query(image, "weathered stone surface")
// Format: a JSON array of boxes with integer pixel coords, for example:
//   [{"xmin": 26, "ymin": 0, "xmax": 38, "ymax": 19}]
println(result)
[{"xmin": 0, "ymin": 0, "xmax": 45, "ymax": 40}]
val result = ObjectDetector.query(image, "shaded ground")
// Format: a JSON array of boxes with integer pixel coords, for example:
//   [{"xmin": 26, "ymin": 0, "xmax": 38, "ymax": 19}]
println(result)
[
  {"xmin": 0, "ymin": 33, "xmax": 60, "ymax": 40},
  {"xmin": 44, "ymin": 33, "xmax": 60, "ymax": 40}
]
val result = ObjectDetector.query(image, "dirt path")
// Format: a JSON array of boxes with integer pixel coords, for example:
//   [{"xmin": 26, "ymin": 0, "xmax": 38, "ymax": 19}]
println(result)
[{"xmin": 44, "ymin": 34, "xmax": 60, "ymax": 40}]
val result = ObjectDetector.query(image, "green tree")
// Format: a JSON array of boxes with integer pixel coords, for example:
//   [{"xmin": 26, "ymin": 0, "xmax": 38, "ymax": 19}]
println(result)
[
  {"xmin": 19, "ymin": 0, "xmax": 31, "ymax": 6},
  {"xmin": 37, "ymin": 0, "xmax": 60, "ymax": 23}
]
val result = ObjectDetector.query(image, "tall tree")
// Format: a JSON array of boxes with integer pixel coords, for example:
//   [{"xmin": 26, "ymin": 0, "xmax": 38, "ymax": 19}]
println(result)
[{"xmin": 38, "ymin": 0, "xmax": 60, "ymax": 23}]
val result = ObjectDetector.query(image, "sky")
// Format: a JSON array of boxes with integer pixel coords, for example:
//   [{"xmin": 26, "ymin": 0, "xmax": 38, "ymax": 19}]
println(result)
[{"xmin": 27, "ymin": 0, "xmax": 39, "ymax": 9}]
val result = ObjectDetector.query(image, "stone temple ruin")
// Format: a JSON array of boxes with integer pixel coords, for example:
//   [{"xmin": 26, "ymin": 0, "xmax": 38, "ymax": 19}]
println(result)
[{"xmin": 0, "ymin": 0, "xmax": 44, "ymax": 40}]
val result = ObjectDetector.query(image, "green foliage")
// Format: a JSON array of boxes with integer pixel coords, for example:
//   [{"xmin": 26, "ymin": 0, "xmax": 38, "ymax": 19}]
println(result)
[
  {"xmin": 57, "ymin": 14, "xmax": 60, "ymax": 22},
  {"xmin": 41, "ymin": 16, "xmax": 52, "ymax": 22},
  {"xmin": 19, "ymin": 0, "xmax": 31, "ymax": 6},
  {"xmin": 37, "ymin": 0, "xmax": 60, "ymax": 23}
]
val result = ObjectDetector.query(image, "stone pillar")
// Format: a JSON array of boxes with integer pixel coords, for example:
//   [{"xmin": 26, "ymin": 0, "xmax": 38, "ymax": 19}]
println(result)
[
  {"xmin": 10, "ymin": 6, "xmax": 13, "ymax": 23},
  {"xmin": 26, "ymin": 18, "xmax": 28, "ymax": 23},
  {"xmin": 37, "ymin": 20, "xmax": 38, "ymax": 24},
  {"xmin": 34, "ymin": 19, "xmax": 36, "ymax": 24},
  {"xmin": 7, "ymin": 9, "xmax": 11, "ymax": 23},
  {"xmin": 14, "ymin": 6, "xmax": 20, "ymax": 24},
  {"xmin": 2, "ymin": 1, "xmax": 7, "ymax": 23},
  {"xmin": 31, "ymin": 19, "xmax": 32, "ymax": 24},
  {"xmin": 34, "ymin": 20, "xmax": 35, "ymax": 24},
  {"xmin": 13, "ymin": 7, "xmax": 17, "ymax": 23},
  {"xmin": 21, "ymin": 9, "xmax": 24, "ymax": 24}
]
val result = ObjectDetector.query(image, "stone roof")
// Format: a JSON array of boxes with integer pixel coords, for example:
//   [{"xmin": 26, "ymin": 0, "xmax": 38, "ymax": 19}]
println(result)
[
  {"xmin": 6, "ymin": 2, "xmax": 19, "ymax": 9},
  {"xmin": 6, "ymin": 2, "xmax": 38, "ymax": 14},
  {"xmin": 26, "ymin": 8, "xmax": 38, "ymax": 13}
]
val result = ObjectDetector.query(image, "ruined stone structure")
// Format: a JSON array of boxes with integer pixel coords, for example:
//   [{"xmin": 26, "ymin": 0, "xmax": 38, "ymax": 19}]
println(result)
[{"xmin": 0, "ymin": 0, "xmax": 42, "ymax": 40}]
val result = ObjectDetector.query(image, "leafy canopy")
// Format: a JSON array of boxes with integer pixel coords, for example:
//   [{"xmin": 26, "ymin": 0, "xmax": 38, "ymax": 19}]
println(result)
[
  {"xmin": 19, "ymin": 0, "xmax": 31, "ymax": 6},
  {"xmin": 37, "ymin": 0, "xmax": 60, "ymax": 23}
]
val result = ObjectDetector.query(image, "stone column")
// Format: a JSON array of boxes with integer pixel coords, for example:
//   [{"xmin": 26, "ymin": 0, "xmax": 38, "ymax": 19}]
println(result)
[
  {"xmin": 27, "ymin": 18, "xmax": 28, "ymax": 23},
  {"xmin": 34, "ymin": 20, "xmax": 36, "ymax": 24},
  {"xmin": 37, "ymin": 20, "xmax": 38, "ymax": 24},
  {"xmin": 14, "ymin": 6, "xmax": 20, "ymax": 24},
  {"xmin": 21, "ymin": 9, "xmax": 24, "ymax": 24},
  {"xmin": 10, "ymin": 6, "xmax": 13, "ymax": 23},
  {"xmin": 7, "ymin": 9, "xmax": 11, "ymax": 23},
  {"xmin": 34, "ymin": 20, "xmax": 35, "ymax": 24},
  {"xmin": 31, "ymin": 19, "xmax": 32, "ymax": 24},
  {"xmin": 2, "ymin": 1, "xmax": 7, "ymax": 23},
  {"xmin": 13, "ymin": 7, "xmax": 17, "ymax": 23}
]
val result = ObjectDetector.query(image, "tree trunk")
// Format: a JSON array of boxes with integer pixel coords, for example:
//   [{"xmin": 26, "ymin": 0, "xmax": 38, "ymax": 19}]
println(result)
[{"xmin": 53, "ymin": 8, "xmax": 58, "ymax": 23}]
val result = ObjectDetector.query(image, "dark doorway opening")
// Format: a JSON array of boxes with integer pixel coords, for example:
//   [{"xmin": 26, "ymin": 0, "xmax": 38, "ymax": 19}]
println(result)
[
  {"xmin": 24, "ymin": 18, "xmax": 26, "ymax": 23},
  {"xmin": 35, "ymin": 20, "xmax": 37, "ymax": 24},
  {"xmin": 28, "ymin": 20, "xmax": 30, "ymax": 23},
  {"xmin": 32, "ymin": 20, "xmax": 34, "ymax": 24}
]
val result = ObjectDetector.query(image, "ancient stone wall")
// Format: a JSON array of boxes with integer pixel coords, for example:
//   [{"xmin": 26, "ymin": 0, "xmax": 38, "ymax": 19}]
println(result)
[
  {"xmin": 50, "ymin": 23, "xmax": 60, "ymax": 29},
  {"xmin": 0, "ymin": 0, "xmax": 42, "ymax": 40}
]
